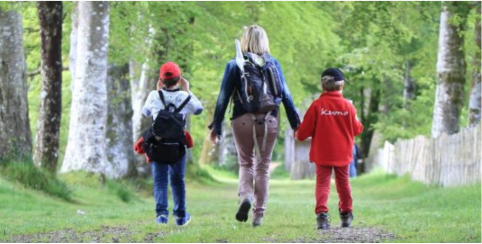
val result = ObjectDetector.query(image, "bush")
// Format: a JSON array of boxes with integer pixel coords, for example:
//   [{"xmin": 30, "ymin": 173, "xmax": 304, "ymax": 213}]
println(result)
[
  {"xmin": 186, "ymin": 164, "xmax": 217, "ymax": 184},
  {"xmin": 270, "ymin": 164, "xmax": 290, "ymax": 179},
  {"xmin": 106, "ymin": 180, "xmax": 134, "ymax": 203},
  {"xmin": 0, "ymin": 140, "xmax": 33, "ymax": 165},
  {"xmin": 0, "ymin": 162, "xmax": 72, "ymax": 201}
]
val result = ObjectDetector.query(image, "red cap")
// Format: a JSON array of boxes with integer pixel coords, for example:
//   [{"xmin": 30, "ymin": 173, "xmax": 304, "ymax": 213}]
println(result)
[{"xmin": 159, "ymin": 62, "xmax": 181, "ymax": 80}]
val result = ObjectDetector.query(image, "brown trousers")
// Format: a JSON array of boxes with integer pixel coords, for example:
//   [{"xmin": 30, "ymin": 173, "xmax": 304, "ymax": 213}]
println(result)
[{"xmin": 231, "ymin": 113, "xmax": 279, "ymax": 217}]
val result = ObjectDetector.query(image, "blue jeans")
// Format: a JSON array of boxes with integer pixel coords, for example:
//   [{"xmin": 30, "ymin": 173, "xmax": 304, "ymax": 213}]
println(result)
[
  {"xmin": 349, "ymin": 161, "xmax": 357, "ymax": 178},
  {"xmin": 151, "ymin": 155, "xmax": 186, "ymax": 218}
]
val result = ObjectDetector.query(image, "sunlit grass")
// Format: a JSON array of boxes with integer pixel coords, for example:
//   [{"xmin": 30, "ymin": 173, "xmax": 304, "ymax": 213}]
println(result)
[{"xmin": 0, "ymin": 168, "xmax": 480, "ymax": 242}]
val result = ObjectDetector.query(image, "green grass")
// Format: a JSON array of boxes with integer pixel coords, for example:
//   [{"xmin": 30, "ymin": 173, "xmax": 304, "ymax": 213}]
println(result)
[
  {"xmin": 0, "ymin": 162, "xmax": 72, "ymax": 201},
  {"xmin": 351, "ymin": 170, "xmax": 481, "ymax": 242},
  {"xmin": 0, "ymin": 168, "xmax": 480, "ymax": 242}
]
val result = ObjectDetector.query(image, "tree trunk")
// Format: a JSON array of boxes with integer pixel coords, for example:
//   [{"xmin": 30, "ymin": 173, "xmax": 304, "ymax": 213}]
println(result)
[
  {"xmin": 185, "ymin": 115, "xmax": 194, "ymax": 164},
  {"xmin": 33, "ymin": 2, "xmax": 63, "ymax": 172},
  {"xmin": 382, "ymin": 75, "xmax": 392, "ymax": 116},
  {"xmin": 69, "ymin": 2, "xmax": 78, "ymax": 88},
  {"xmin": 284, "ymin": 128, "xmax": 295, "ymax": 172},
  {"xmin": 0, "ymin": 9, "xmax": 32, "ymax": 162},
  {"xmin": 468, "ymin": 5, "xmax": 481, "ymax": 127},
  {"xmin": 130, "ymin": 61, "xmax": 156, "ymax": 177},
  {"xmin": 432, "ymin": 5, "xmax": 467, "ymax": 138},
  {"xmin": 403, "ymin": 60, "xmax": 415, "ymax": 108},
  {"xmin": 200, "ymin": 106, "xmax": 217, "ymax": 165},
  {"xmin": 290, "ymin": 139, "xmax": 315, "ymax": 180},
  {"xmin": 218, "ymin": 120, "xmax": 238, "ymax": 170},
  {"xmin": 130, "ymin": 24, "xmax": 156, "ymax": 151},
  {"xmin": 131, "ymin": 62, "xmax": 151, "ymax": 143},
  {"xmin": 106, "ymin": 64, "xmax": 137, "ymax": 178},
  {"xmin": 360, "ymin": 87, "xmax": 380, "ymax": 169},
  {"xmin": 61, "ymin": 1, "xmax": 110, "ymax": 175}
]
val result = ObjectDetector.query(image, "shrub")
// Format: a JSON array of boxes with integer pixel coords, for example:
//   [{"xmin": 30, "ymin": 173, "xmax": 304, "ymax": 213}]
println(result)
[
  {"xmin": 0, "ymin": 162, "xmax": 72, "ymax": 201},
  {"xmin": 106, "ymin": 180, "xmax": 133, "ymax": 203}
]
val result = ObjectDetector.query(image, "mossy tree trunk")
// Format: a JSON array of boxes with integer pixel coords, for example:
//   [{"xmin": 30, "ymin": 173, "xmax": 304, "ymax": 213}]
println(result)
[
  {"xmin": 33, "ymin": 2, "xmax": 63, "ymax": 172},
  {"xmin": 0, "ymin": 8, "xmax": 31, "ymax": 162}
]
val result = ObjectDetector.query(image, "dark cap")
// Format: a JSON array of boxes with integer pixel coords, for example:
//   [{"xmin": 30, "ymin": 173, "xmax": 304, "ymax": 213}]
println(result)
[{"xmin": 322, "ymin": 68, "xmax": 345, "ymax": 82}]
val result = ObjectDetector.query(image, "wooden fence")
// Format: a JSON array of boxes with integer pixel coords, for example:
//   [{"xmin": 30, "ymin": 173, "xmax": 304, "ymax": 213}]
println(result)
[{"xmin": 373, "ymin": 122, "xmax": 481, "ymax": 187}]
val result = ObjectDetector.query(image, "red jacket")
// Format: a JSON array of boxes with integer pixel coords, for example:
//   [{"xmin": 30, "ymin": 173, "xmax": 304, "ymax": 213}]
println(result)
[{"xmin": 295, "ymin": 92, "xmax": 363, "ymax": 167}]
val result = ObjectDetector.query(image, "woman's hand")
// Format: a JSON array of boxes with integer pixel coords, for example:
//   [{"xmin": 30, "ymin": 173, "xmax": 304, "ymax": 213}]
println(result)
[{"xmin": 208, "ymin": 128, "xmax": 220, "ymax": 145}]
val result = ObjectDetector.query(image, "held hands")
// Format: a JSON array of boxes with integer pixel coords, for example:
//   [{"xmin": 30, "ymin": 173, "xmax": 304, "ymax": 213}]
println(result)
[{"xmin": 208, "ymin": 128, "xmax": 220, "ymax": 145}]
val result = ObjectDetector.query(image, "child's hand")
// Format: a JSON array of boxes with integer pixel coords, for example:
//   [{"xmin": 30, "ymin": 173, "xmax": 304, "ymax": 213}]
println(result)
[
  {"xmin": 180, "ymin": 77, "xmax": 190, "ymax": 92},
  {"xmin": 294, "ymin": 128, "xmax": 300, "ymax": 141}
]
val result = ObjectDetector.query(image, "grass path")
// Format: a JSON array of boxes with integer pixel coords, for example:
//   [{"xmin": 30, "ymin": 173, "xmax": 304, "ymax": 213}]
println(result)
[{"xmin": 0, "ymin": 168, "xmax": 480, "ymax": 242}]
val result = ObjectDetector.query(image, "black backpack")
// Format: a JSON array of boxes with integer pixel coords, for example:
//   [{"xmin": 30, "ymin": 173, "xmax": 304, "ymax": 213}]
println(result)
[
  {"xmin": 142, "ymin": 90, "xmax": 191, "ymax": 164},
  {"xmin": 235, "ymin": 52, "xmax": 282, "ymax": 113}
]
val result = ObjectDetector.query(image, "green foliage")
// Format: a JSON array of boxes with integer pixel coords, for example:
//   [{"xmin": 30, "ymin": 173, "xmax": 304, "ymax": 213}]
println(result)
[
  {"xmin": 186, "ymin": 164, "xmax": 217, "ymax": 184},
  {"xmin": 18, "ymin": 2, "xmax": 480, "ymax": 170},
  {"xmin": 0, "ymin": 1, "xmax": 25, "ymax": 13},
  {"xmin": 105, "ymin": 180, "xmax": 134, "ymax": 203},
  {"xmin": 269, "ymin": 165, "xmax": 290, "ymax": 179},
  {"xmin": 0, "ymin": 162, "xmax": 71, "ymax": 201},
  {"xmin": 3, "ymin": 3, "xmax": 480, "ymax": 242}
]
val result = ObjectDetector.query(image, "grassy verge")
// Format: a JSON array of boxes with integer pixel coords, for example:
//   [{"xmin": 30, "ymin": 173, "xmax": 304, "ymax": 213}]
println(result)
[
  {"xmin": 0, "ymin": 162, "xmax": 72, "ymax": 201},
  {"xmin": 0, "ymin": 168, "xmax": 480, "ymax": 242},
  {"xmin": 350, "ymin": 170, "xmax": 481, "ymax": 242}
]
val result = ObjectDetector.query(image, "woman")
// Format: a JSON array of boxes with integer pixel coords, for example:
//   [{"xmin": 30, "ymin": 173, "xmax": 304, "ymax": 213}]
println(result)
[{"xmin": 208, "ymin": 25, "xmax": 300, "ymax": 227}]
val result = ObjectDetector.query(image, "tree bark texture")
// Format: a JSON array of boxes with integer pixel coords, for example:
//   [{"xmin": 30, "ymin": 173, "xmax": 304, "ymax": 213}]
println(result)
[
  {"xmin": 106, "ymin": 64, "xmax": 137, "ymax": 178},
  {"xmin": 33, "ymin": 1, "xmax": 63, "ymax": 172},
  {"xmin": 469, "ymin": 5, "xmax": 481, "ymax": 127},
  {"xmin": 0, "ymin": 9, "xmax": 32, "ymax": 162},
  {"xmin": 69, "ymin": 2, "xmax": 78, "ymax": 88},
  {"xmin": 61, "ymin": 2, "xmax": 110, "ymax": 175},
  {"xmin": 432, "ymin": 5, "xmax": 467, "ymax": 138}
]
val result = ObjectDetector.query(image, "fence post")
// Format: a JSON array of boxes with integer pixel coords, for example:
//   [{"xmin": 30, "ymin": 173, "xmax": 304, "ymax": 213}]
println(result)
[{"xmin": 371, "ymin": 122, "xmax": 481, "ymax": 186}]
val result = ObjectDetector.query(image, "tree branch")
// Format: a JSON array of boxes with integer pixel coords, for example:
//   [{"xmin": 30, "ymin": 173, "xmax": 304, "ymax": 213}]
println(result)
[{"xmin": 27, "ymin": 66, "xmax": 70, "ymax": 78}]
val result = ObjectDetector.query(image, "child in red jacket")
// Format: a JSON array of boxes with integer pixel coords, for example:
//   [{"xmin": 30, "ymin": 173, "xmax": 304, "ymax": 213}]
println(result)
[{"xmin": 296, "ymin": 68, "xmax": 363, "ymax": 230}]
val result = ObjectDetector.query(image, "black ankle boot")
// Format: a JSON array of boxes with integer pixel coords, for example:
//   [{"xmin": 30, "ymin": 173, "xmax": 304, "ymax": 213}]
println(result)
[
  {"xmin": 340, "ymin": 211, "xmax": 353, "ymax": 227},
  {"xmin": 235, "ymin": 197, "xmax": 251, "ymax": 222},
  {"xmin": 316, "ymin": 212, "xmax": 330, "ymax": 230}
]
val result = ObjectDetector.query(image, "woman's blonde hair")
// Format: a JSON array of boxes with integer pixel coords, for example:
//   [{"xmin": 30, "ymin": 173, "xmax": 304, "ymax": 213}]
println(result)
[{"xmin": 240, "ymin": 25, "xmax": 270, "ymax": 55}]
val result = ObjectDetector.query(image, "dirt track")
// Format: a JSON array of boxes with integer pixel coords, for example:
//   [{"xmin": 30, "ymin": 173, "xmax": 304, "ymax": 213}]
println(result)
[{"xmin": 7, "ymin": 225, "xmax": 394, "ymax": 243}]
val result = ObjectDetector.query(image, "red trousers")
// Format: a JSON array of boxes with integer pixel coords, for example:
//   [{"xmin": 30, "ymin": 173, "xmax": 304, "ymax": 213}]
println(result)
[{"xmin": 315, "ymin": 165, "xmax": 353, "ymax": 214}]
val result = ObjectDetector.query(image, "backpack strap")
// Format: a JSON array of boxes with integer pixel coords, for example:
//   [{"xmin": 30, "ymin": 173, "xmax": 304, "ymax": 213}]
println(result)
[
  {"xmin": 174, "ymin": 95, "xmax": 192, "ymax": 113},
  {"xmin": 159, "ymin": 90, "xmax": 191, "ymax": 113},
  {"xmin": 268, "ymin": 65, "xmax": 279, "ymax": 97},
  {"xmin": 158, "ymin": 90, "xmax": 166, "ymax": 107},
  {"xmin": 250, "ymin": 112, "xmax": 272, "ymax": 161}
]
